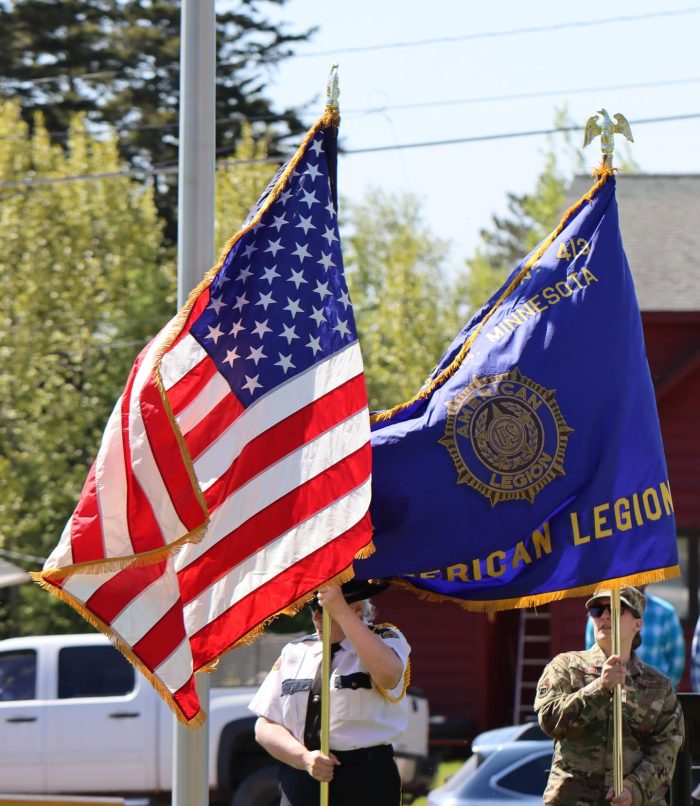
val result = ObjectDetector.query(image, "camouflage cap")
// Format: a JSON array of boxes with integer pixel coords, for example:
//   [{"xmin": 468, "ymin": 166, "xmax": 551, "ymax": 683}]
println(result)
[{"xmin": 586, "ymin": 586, "xmax": 646, "ymax": 617}]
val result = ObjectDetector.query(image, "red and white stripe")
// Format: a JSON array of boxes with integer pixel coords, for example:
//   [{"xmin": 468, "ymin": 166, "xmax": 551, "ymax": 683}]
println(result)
[
  {"xmin": 43, "ymin": 328, "xmax": 372, "ymax": 722},
  {"xmin": 44, "ymin": 323, "xmax": 208, "ymax": 573}
]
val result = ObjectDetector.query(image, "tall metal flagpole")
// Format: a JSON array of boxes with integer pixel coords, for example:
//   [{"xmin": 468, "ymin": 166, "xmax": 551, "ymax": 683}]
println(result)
[
  {"xmin": 582, "ymin": 109, "xmax": 633, "ymax": 800},
  {"xmin": 173, "ymin": 2, "xmax": 216, "ymax": 805}
]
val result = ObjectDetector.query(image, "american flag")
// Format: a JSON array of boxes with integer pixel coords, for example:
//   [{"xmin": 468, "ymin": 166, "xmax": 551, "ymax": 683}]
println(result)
[{"xmin": 36, "ymin": 114, "xmax": 373, "ymax": 724}]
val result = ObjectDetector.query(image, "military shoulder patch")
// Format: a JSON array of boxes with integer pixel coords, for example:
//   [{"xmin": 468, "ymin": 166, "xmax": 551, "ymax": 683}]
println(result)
[{"xmin": 373, "ymin": 623, "xmax": 400, "ymax": 640}]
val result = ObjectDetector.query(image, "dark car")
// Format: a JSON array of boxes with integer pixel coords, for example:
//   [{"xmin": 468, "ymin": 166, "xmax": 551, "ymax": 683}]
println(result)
[{"xmin": 427, "ymin": 723, "xmax": 553, "ymax": 805}]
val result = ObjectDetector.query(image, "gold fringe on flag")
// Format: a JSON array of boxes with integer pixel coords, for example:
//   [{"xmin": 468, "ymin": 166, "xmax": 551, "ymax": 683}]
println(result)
[
  {"xmin": 31, "ymin": 574, "xmax": 208, "ymax": 728},
  {"xmin": 36, "ymin": 521, "xmax": 209, "ymax": 580},
  {"xmin": 201, "ymin": 562, "xmax": 358, "ymax": 662},
  {"xmin": 388, "ymin": 565, "xmax": 679, "ymax": 613}
]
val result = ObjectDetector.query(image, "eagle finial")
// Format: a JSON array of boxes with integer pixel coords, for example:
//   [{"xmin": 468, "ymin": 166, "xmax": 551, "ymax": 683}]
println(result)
[{"xmin": 583, "ymin": 108, "xmax": 633, "ymax": 166}]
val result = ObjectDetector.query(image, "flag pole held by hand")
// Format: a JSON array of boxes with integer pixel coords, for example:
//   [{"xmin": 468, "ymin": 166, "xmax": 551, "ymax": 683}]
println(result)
[
  {"xmin": 611, "ymin": 589, "xmax": 624, "ymax": 797},
  {"xmin": 320, "ymin": 606, "xmax": 332, "ymax": 806}
]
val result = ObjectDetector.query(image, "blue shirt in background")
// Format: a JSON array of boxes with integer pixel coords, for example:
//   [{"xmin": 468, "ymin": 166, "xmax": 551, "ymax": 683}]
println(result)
[{"xmin": 691, "ymin": 616, "xmax": 700, "ymax": 692}]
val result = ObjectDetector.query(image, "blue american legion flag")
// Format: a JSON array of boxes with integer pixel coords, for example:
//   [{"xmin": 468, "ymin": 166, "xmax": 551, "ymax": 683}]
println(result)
[
  {"xmin": 355, "ymin": 169, "xmax": 680, "ymax": 609},
  {"xmin": 36, "ymin": 112, "xmax": 373, "ymax": 724}
]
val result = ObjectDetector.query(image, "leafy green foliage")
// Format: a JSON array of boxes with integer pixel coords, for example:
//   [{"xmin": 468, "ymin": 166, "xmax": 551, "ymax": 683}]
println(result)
[
  {"xmin": 0, "ymin": 100, "xmax": 174, "ymax": 634},
  {"xmin": 214, "ymin": 124, "xmax": 275, "ymax": 257},
  {"xmin": 462, "ymin": 107, "xmax": 640, "ymax": 314},
  {"xmin": 342, "ymin": 188, "xmax": 466, "ymax": 412},
  {"xmin": 0, "ymin": 111, "xmax": 297, "ymax": 638},
  {"xmin": 462, "ymin": 150, "xmax": 567, "ymax": 314}
]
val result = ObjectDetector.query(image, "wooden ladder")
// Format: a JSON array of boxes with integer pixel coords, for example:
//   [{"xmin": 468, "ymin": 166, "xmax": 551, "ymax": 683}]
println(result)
[{"xmin": 512, "ymin": 607, "xmax": 551, "ymax": 724}]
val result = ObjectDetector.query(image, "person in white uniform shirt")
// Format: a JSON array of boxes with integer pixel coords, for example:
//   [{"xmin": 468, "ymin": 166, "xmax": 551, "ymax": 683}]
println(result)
[{"xmin": 249, "ymin": 580, "xmax": 410, "ymax": 805}]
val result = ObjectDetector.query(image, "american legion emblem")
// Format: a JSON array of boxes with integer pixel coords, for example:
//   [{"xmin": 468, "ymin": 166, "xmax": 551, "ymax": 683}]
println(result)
[{"xmin": 439, "ymin": 367, "xmax": 573, "ymax": 505}]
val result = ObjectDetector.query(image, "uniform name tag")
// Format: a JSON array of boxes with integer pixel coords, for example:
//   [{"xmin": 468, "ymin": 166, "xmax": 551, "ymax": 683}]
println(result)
[{"xmin": 281, "ymin": 678, "xmax": 313, "ymax": 696}]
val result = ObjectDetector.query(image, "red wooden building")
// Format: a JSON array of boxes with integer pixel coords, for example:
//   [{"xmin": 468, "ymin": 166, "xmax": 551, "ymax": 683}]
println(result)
[{"xmin": 377, "ymin": 174, "xmax": 700, "ymax": 753}]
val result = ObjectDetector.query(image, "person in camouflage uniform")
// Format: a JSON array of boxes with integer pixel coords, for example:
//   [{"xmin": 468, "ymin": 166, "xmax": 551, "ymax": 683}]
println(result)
[{"xmin": 534, "ymin": 586, "xmax": 684, "ymax": 805}]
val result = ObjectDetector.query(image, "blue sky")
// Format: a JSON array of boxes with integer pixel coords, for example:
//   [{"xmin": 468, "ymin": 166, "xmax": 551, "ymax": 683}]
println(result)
[{"xmin": 224, "ymin": 0, "xmax": 700, "ymax": 268}]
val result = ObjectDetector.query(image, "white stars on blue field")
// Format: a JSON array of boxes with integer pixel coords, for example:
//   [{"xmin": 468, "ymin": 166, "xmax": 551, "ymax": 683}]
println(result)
[{"xmin": 191, "ymin": 132, "xmax": 357, "ymax": 405}]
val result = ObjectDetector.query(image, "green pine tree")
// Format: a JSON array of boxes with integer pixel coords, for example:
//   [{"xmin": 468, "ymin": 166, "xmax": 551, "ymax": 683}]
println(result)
[
  {"xmin": 0, "ymin": 0, "xmax": 312, "ymax": 241},
  {"xmin": 342, "ymin": 188, "xmax": 466, "ymax": 411}
]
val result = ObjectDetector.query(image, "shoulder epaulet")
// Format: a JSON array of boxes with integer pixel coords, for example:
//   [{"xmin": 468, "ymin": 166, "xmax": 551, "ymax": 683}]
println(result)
[
  {"xmin": 371, "ymin": 623, "xmax": 401, "ymax": 640},
  {"xmin": 290, "ymin": 633, "xmax": 318, "ymax": 644}
]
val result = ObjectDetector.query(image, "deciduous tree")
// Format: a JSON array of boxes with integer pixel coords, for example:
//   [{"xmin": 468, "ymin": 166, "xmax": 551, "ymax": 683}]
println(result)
[
  {"xmin": 342, "ymin": 188, "xmax": 466, "ymax": 412},
  {"xmin": 0, "ymin": 0, "xmax": 312, "ymax": 240},
  {"xmin": 0, "ymin": 101, "xmax": 173, "ymax": 633}
]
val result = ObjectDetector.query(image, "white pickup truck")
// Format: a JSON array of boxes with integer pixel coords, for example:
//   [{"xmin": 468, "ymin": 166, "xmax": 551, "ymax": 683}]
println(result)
[{"xmin": 0, "ymin": 633, "xmax": 432, "ymax": 804}]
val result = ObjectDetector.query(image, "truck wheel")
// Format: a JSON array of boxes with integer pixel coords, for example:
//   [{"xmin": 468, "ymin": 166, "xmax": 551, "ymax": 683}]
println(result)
[{"xmin": 231, "ymin": 765, "xmax": 280, "ymax": 806}]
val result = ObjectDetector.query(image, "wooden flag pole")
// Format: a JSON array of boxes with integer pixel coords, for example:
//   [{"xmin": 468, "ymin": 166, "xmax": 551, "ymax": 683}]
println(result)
[{"xmin": 320, "ymin": 607, "xmax": 332, "ymax": 806}]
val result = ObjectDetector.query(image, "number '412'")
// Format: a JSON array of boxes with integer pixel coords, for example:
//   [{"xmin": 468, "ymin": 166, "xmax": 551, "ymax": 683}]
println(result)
[{"xmin": 557, "ymin": 238, "xmax": 590, "ymax": 260}]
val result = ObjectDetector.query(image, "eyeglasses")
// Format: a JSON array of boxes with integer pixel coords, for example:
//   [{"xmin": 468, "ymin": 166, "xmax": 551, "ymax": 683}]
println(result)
[{"xmin": 587, "ymin": 604, "xmax": 631, "ymax": 618}]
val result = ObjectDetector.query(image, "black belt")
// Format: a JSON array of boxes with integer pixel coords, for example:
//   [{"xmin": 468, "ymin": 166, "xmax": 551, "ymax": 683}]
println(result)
[{"xmin": 330, "ymin": 744, "xmax": 394, "ymax": 764}]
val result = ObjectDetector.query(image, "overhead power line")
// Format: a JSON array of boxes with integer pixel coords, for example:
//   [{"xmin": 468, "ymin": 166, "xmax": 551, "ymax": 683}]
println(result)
[
  {"xmin": 341, "ymin": 112, "xmax": 700, "ymax": 155},
  {"xmin": 2, "ymin": 7, "xmax": 697, "ymax": 90},
  {"xmin": 344, "ymin": 76, "xmax": 700, "ymax": 116},
  {"xmin": 0, "ymin": 109, "xmax": 306, "ymax": 143},
  {"xmin": 295, "ymin": 7, "xmax": 700, "ymax": 57},
  {"xmin": 0, "ymin": 153, "xmax": 281, "ymax": 189},
  {"xmin": 0, "ymin": 74, "xmax": 694, "ymax": 148},
  {"xmin": 0, "ymin": 111, "xmax": 698, "ymax": 190},
  {"xmin": 4, "ymin": 74, "xmax": 697, "ymax": 144}
]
